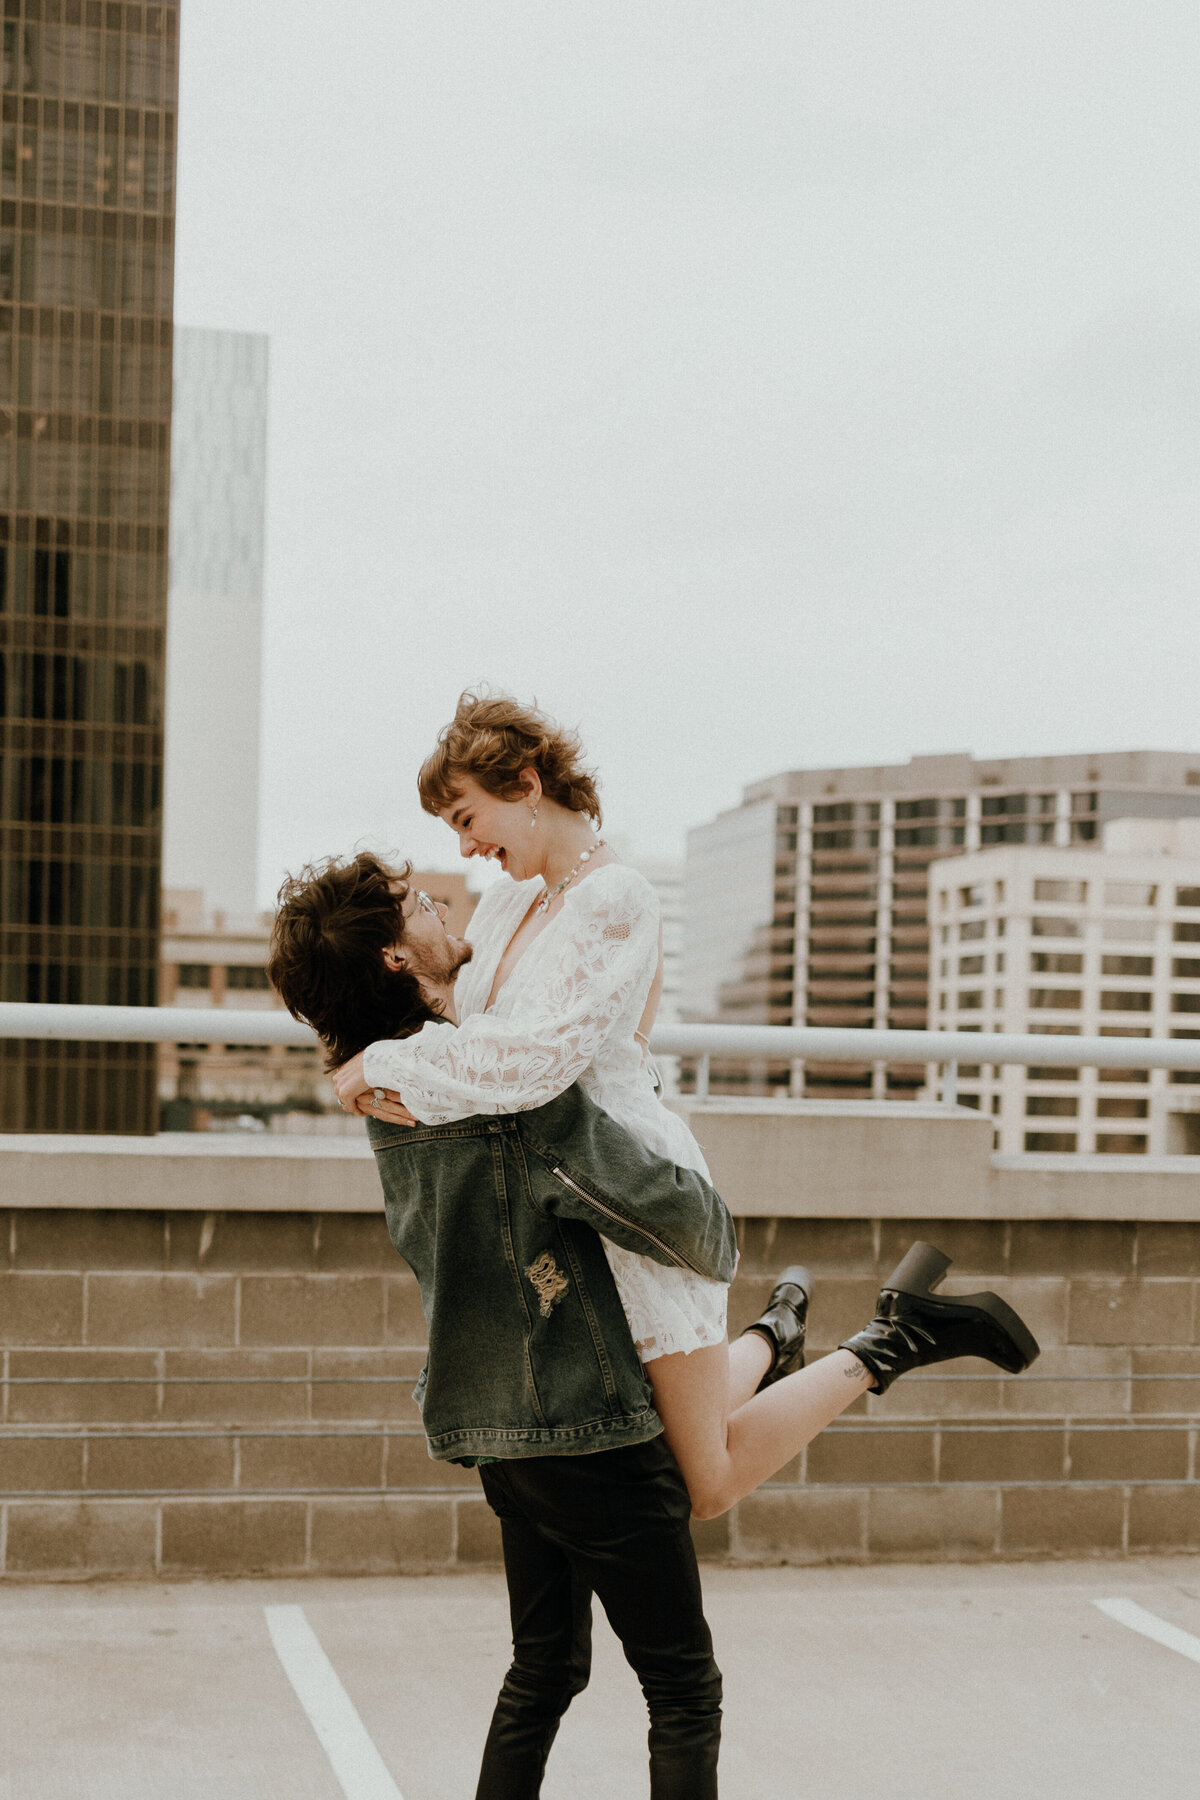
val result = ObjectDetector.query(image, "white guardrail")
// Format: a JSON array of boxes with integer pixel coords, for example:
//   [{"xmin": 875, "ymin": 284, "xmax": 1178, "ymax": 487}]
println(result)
[{"xmin": 3, "ymin": 1004, "xmax": 1200, "ymax": 1105}]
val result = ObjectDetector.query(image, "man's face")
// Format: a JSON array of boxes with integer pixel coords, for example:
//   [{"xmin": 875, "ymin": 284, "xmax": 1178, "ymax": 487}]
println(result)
[{"xmin": 389, "ymin": 881, "xmax": 473, "ymax": 989}]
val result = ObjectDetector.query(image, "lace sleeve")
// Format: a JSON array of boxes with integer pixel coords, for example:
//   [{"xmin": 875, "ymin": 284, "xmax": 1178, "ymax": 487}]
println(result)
[{"xmin": 361, "ymin": 868, "xmax": 660, "ymax": 1126}]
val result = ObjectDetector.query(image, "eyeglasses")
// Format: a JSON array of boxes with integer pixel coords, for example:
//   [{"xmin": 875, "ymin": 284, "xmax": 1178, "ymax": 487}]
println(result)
[{"xmin": 411, "ymin": 890, "xmax": 440, "ymax": 917}]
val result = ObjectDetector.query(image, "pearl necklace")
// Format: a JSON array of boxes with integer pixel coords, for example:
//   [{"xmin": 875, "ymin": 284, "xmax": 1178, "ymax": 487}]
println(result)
[{"xmin": 536, "ymin": 840, "xmax": 607, "ymax": 913}]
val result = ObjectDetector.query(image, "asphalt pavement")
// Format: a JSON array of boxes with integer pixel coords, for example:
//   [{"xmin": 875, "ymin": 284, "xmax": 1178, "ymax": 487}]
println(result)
[{"xmin": 1, "ymin": 1557, "xmax": 1197, "ymax": 1799}]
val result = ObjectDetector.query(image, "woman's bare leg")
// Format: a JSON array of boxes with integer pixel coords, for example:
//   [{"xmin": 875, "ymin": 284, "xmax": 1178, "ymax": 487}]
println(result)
[
  {"xmin": 727, "ymin": 1330, "xmax": 772, "ymax": 1407},
  {"xmin": 646, "ymin": 1340, "xmax": 873, "ymax": 1520}
]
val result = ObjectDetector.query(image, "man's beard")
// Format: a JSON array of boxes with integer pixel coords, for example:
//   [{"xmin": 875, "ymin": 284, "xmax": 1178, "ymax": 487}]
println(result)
[{"xmin": 427, "ymin": 935, "xmax": 473, "ymax": 986}]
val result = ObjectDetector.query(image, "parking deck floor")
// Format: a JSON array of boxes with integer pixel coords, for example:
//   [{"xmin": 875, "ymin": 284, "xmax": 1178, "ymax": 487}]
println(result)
[{"xmin": 1, "ymin": 1557, "xmax": 1197, "ymax": 1798}]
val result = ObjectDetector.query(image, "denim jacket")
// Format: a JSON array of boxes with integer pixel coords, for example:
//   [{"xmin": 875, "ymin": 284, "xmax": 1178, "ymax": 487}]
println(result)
[{"xmin": 367, "ymin": 1081, "xmax": 737, "ymax": 1463}]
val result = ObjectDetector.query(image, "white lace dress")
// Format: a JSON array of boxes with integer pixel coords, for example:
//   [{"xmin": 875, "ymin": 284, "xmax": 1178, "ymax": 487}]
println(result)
[{"xmin": 361, "ymin": 863, "xmax": 728, "ymax": 1361}]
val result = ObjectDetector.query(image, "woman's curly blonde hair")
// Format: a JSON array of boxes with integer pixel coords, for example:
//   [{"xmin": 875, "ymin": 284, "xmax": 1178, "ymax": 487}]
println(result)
[{"xmin": 418, "ymin": 689, "xmax": 603, "ymax": 824}]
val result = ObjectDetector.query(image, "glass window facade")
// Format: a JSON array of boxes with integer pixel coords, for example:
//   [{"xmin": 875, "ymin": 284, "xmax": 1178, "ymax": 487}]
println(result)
[{"xmin": 1, "ymin": 1, "xmax": 178, "ymax": 1132}]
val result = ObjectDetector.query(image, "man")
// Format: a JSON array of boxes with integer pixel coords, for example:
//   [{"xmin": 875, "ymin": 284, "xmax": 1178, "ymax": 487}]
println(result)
[{"xmin": 268, "ymin": 852, "xmax": 804, "ymax": 1799}]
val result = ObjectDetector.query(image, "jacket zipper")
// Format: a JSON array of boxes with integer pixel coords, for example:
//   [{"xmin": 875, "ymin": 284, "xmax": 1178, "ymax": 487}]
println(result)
[{"xmin": 550, "ymin": 1166, "xmax": 704, "ymax": 1276}]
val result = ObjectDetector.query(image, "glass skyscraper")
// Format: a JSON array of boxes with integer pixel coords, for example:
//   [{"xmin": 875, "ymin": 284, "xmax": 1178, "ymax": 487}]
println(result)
[{"xmin": 1, "ymin": 2, "xmax": 179, "ymax": 1131}]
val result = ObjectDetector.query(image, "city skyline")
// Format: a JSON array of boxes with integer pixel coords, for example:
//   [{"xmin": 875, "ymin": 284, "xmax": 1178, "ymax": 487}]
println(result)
[{"xmin": 681, "ymin": 748, "xmax": 1200, "ymax": 1103}]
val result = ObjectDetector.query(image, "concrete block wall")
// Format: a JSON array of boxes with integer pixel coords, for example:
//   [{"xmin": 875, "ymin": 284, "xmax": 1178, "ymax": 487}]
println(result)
[
  {"xmin": 1, "ymin": 1206, "xmax": 1198, "ymax": 1577},
  {"xmin": 725, "ymin": 1216, "xmax": 1200, "ymax": 1564}
]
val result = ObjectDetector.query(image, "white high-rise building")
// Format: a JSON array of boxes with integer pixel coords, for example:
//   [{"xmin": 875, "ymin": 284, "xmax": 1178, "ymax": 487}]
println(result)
[
  {"xmin": 163, "ymin": 327, "xmax": 268, "ymax": 918},
  {"xmin": 928, "ymin": 819, "xmax": 1200, "ymax": 1156}
]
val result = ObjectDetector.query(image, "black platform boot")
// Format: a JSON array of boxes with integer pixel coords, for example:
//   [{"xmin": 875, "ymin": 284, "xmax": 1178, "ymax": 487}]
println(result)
[
  {"xmin": 839, "ymin": 1242, "xmax": 1040, "ymax": 1395},
  {"xmin": 742, "ymin": 1266, "xmax": 812, "ymax": 1392}
]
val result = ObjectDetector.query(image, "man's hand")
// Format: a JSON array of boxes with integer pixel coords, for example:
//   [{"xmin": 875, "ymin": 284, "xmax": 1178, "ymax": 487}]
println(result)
[{"xmin": 332, "ymin": 1055, "xmax": 418, "ymax": 1126}]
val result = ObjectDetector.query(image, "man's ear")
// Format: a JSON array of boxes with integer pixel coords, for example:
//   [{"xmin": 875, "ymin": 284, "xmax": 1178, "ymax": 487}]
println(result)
[{"xmin": 383, "ymin": 946, "xmax": 406, "ymax": 973}]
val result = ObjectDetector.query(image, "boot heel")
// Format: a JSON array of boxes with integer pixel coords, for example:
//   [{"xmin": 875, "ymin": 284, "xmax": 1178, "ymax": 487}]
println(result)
[
  {"xmin": 883, "ymin": 1241, "xmax": 952, "ymax": 1298},
  {"xmin": 962, "ymin": 1291, "xmax": 1041, "ymax": 1371}
]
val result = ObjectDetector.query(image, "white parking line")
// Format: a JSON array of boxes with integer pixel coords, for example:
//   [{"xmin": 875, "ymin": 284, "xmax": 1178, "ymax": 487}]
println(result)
[
  {"xmin": 1093, "ymin": 1598, "xmax": 1200, "ymax": 1667},
  {"xmin": 265, "ymin": 1604, "xmax": 406, "ymax": 1800}
]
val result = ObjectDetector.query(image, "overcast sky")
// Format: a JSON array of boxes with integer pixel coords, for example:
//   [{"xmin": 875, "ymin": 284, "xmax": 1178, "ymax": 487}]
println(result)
[{"xmin": 174, "ymin": 3, "xmax": 1200, "ymax": 902}]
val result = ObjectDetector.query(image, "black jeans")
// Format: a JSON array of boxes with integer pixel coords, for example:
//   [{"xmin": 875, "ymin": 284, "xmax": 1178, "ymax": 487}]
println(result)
[{"xmin": 475, "ymin": 1436, "xmax": 722, "ymax": 1800}]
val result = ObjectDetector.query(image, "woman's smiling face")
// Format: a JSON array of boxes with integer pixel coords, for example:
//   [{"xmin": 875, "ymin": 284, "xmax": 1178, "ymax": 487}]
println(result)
[{"xmin": 440, "ymin": 775, "xmax": 539, "ymax": 880}]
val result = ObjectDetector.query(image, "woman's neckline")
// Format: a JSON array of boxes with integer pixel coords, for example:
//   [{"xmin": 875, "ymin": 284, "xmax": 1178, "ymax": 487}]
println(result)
[{"xmin": 482, "ymin": 859, "xmax": 626, "ymax": 1014}]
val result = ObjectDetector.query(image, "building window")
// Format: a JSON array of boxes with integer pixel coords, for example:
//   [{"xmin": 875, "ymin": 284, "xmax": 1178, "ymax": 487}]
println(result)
[
  {"xmin": 1034, "ymin": 879, "xmax": 1087, "ymax": 903},
  {"xmin": 1173, "ymin": 994, "xmax": 1200, "ymax": 1015},
  {"xmin": 1100, "ymin": 991, "xmax": 1153, "ymax": 1012},
  {"xmin": 1070, "ymin": 792, "xmax": 1097, "ymax": 814},
  {"xmin": 958, "ymin": 955, "xmax": 985, "ymax": 976},
  {"xmin": 981, "ymin": 794, "xmax": 1027, "ymax": 817},
  {"xmin": 959, "ymin": 920, "xmax": 986, "ymax": 942},
  {"xmin": 1175, "ymin": 922, "xmax": 1200, "ymax": 944},
  {"xmin": 1104, "ymin": 918, "xmax": 1156, "ymax": 943},
  {"xmin": 1036, "ymin": 793, "xmax": 1057, "ymax": 814},
  {"xmin": 1032, "ymin": 952, "xmax": 1083, "ymax": 974},
  {"xmin": 1105, "ymin": 882, "xmax": 1157, "ymax": 907},
  {"xmin": 1028, "ymin": 1066, "xmax": 1080, "ymax": 1081},
  {"xmin": 1024, "ymin": 1132, "xmax": 1077, "ymax": 1151},
  {"xmin": 1172, "ymin": 958, "xmax": 1200, "ymax": 979},
  {"xmin": 959, "ymin": 885, "xmax": 985, "ymax": 908},
  {"xmin": 958, "ymin": 990, "xmax": 984, "ymax": 1010},
  {"xmin": 176, "ymin": 964, "xmax": 211, "ymax": 988},
  {"xmin": 1175, "ymin": 888, "xmax": 1200, "ymax": 908},
  {"xmin": 226, "ymin": 966, "xmax": 271, "ymax": 991},
  {"xmin": 1029, "ymin": 989, "xmax": 1083, "ymax": 1010},
  {"xmin": 1101, "ymin": 955, "xmax": 1154, "ymax": 977},
  {"xmin": 1095, "ymin": 1135, "xmax": 1148, "ymax": 1154},
  {"xmin": 1032, "ymin": 916, "xmax": 1082, "ymax": 939},
  {"xmin": 1026, "ymin": 1096, "xmax": 1078, "ymax": 1117},
  {"xmin": 1096, "ymin": 1097, "xmax": 1149, "ymax": 1119}
]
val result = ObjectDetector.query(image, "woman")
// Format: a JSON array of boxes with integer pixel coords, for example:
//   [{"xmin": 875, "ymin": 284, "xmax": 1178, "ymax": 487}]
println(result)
[{"xmin": 333, "ymin": 690, "xmax": 1038, "ymax": 1518}]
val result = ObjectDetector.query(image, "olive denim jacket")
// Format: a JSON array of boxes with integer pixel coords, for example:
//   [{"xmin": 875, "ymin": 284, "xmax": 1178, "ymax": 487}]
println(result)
[{"xmin": 367, "ymin": 1081, "xmax": 738, "ymax": 1463}]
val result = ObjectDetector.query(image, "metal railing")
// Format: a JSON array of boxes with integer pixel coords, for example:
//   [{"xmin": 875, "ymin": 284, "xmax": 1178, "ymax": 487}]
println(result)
[{"xmin": 4, "ymin": 1003, "xmax": 1200, "ymax": 1108}]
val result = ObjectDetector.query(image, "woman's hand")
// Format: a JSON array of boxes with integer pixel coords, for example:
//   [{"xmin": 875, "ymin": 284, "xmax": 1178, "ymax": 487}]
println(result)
[
  {"xmin": 332, "ymin": 1055, "xmax": 418, "ymax": 1126},
  {"xmin": 363, "ymin": 1089, "xmax": 418, "ymax": 1127}
]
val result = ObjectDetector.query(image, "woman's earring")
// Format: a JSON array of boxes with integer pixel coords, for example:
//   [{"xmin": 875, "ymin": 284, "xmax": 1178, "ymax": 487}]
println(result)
[{"xmin": 530, "ymin": 805, "xmax": 539, "ymax": 828}]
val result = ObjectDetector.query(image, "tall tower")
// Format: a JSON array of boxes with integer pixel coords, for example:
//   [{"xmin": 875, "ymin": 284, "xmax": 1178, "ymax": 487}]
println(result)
[
  {"xmin": 0, "ymin": 3, "xmax": 179, "ymax": 1132},
  {"xmin": 164, "ymin": 326, "xmax": 268, "ymax": 920}
]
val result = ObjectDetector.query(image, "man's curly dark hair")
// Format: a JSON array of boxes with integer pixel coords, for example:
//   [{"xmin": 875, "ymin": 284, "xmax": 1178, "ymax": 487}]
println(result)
[{"xmin": 267, "ymin": 852, "xmax": 441, "ymax": 1069}]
